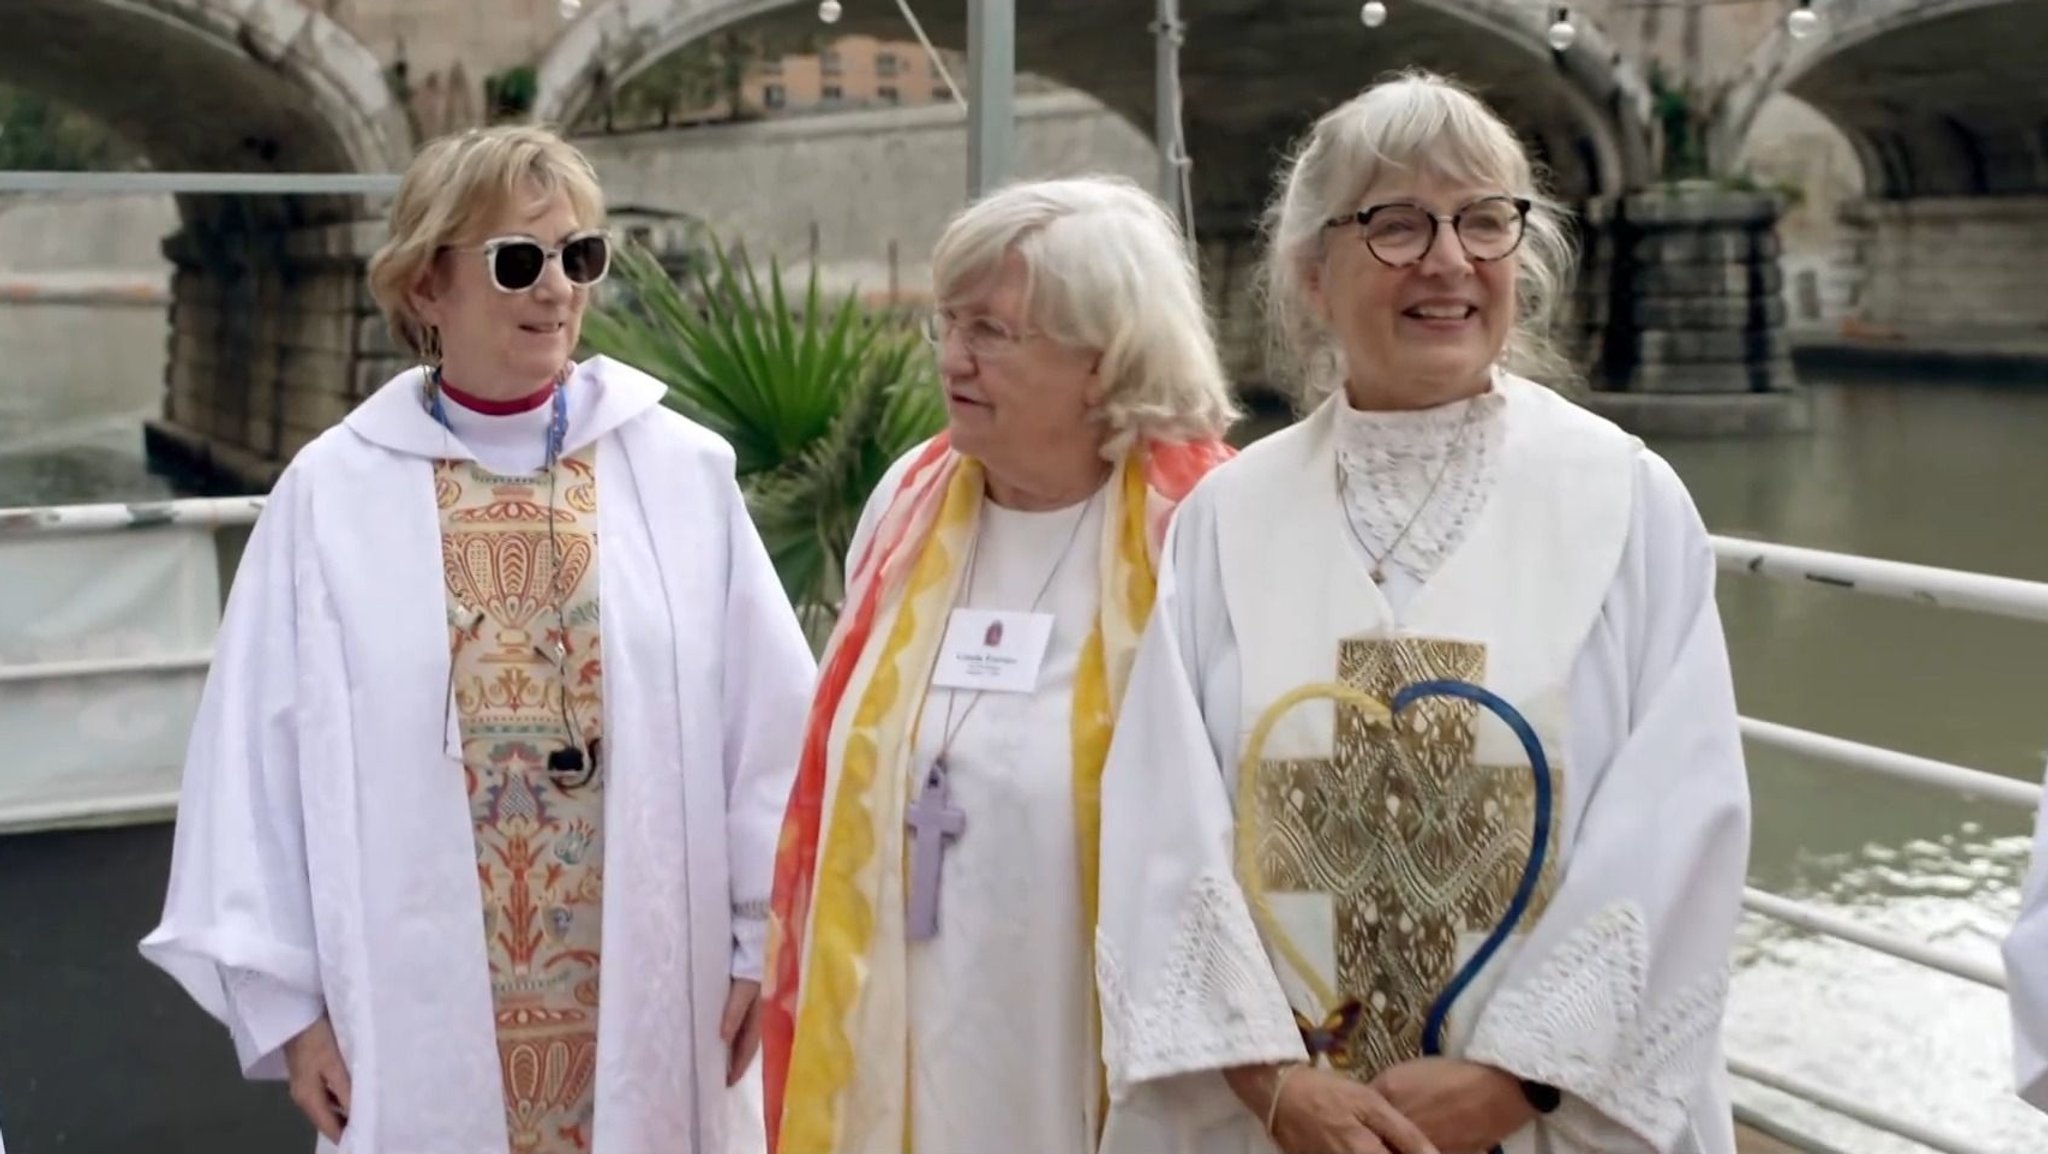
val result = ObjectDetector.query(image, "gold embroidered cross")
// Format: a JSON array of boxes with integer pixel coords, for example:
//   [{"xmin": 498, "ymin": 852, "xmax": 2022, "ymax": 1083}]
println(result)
[{"xmin": 1242, "ymin": 636, "xmax": 1561, "ymax": 1078}]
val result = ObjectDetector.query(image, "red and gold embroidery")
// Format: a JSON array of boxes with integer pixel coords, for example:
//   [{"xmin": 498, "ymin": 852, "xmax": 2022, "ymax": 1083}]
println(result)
[{"xmin": 439, "ymin": 453, "xmax": 606, "ymax": 1153}]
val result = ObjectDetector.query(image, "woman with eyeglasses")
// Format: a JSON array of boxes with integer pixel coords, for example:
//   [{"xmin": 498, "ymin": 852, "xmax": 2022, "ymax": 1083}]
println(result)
[
  {"xmin": 1093, "ymin": 72, "xmax": 1751, "ymax": 1154},
  {"xmin": 757, "ymin": 175, "xmax": 1239, "ymax": 1154},
  {"xmin": 141, "ymin": 125, "xmax": 814, "ymax": 1154}
]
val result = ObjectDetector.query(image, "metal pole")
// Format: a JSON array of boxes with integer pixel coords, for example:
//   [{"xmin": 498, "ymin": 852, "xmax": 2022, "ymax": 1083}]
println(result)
[
  {"xmin": 1154, "ymin": 0, "xmax": 1183, "ymax": 210},
  {"xmin": 965, "ymin": 0, "xmax": 1015, "ymax": 198}
]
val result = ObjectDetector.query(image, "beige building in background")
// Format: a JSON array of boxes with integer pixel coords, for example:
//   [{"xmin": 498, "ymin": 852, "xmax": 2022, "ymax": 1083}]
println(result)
[
  {"xmin": 320, "ymin": 0, "xmax": 975, "ymax": 134},
  {"xmin": 747, "ymin": 36, "xmax": 962, "ymax": 115}
]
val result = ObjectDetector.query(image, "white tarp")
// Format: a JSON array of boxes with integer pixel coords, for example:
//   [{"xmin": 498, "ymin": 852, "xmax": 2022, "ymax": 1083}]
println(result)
[{"xmin": 0, "ymin": 524, "xmax": 220, "ymax": 832}]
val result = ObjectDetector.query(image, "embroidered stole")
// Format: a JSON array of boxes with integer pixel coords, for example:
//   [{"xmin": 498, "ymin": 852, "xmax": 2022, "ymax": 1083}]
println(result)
[
  {"xmin": 761, "ymin": 436, "xmax": 1232, "ymax": 1153},
  {"xmin": 439, "ymin": 452, "xmax": 606, "ymax": 1153}
]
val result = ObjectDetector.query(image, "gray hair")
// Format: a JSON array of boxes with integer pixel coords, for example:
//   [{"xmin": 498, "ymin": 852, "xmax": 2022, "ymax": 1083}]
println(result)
[
  {"xmin": 1259, "ymin": 69, "xmax": 1579, "ymax": 406},
  {"xmin": 931, "ymin": 174, "xmax": 1240, "ymax": 455}
]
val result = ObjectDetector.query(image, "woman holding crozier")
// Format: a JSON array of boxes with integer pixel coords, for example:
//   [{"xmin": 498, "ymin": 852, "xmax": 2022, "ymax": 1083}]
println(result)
[{"xmin": 1094, "ymin": 72, "xmax": 1752, "ymax": 1154}]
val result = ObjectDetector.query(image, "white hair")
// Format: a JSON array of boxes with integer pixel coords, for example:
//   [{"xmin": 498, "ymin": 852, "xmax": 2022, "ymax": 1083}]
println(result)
[
  {"xmin": 931, "ymin": 174, "xmax": 1240, "ymax": 455},
  {"xmin": 1260, "ymin": 69, "xmax": 1580, "ymax": 406}
]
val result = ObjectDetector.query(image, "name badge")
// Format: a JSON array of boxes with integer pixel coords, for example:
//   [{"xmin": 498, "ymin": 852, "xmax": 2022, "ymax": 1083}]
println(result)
[{"xmin": 931, "ymin": 608, "xmax": 1054, "ymax": 694}]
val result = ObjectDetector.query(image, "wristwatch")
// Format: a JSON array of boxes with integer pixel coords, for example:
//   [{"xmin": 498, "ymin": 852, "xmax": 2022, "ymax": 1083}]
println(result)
[{"xmin": 1519, "ymin": 1079, "xmax": 1562, "ymax": 1114}]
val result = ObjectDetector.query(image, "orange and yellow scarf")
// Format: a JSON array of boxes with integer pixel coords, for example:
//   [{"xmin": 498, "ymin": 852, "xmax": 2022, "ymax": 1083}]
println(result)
[{"xmin": 760, "ymin": 433, "xmax": 1232, "ymax": 1154}]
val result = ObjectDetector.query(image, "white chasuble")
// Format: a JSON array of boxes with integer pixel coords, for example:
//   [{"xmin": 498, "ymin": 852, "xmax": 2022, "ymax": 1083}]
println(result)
[
  {"xmin": 141, "ymin": 358, "xmax": 814, "ymax": 1154},
  {"xmin": 1096, "ymin": 375, "xmax": 1751, "ymax": 1154}
]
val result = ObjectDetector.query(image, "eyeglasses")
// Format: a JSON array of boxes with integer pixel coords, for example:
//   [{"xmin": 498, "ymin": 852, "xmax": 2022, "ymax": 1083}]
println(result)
[
  {"xmin": 449, "ymin": 230, "xmax": 611, "ymax": 294},
  {"xmin": 1326, "ymin": 196, "xmax": 1531, "ymax": 268},
  {"xmin": 920, "ymin": 310, "xmax": 1033, "ymax": 358}
]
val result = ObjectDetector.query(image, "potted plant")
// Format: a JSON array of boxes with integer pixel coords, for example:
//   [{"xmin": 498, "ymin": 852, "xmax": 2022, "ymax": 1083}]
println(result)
[{"xmin": 580, "ymin": 237, "xmax": 944, "ymax": 644}]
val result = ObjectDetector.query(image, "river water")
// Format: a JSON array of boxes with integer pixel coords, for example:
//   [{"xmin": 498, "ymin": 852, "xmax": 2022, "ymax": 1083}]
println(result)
[
  {"xmin": 0, "ymin": 303, "xmax": 174, "ymax": 507},
  {"xmin": 4, "ymin": 353, "xmax": 2045, "ymax": 1150},
  {"xmin": 1670, "ymin": 381, "xmax": 2048, "ymax": 1152}
]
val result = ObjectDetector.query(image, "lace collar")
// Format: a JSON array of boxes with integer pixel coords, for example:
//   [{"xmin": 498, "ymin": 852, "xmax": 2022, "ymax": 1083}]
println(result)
[{"xmin": 1333, "ymin": 386, "xmax": 1508, "ymax": 585}]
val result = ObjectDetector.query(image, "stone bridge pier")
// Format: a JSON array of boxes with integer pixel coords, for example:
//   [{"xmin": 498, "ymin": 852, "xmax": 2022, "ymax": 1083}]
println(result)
[{"xmin": 3, "ymin": 0, "xmax": 412, "ymax": 493}]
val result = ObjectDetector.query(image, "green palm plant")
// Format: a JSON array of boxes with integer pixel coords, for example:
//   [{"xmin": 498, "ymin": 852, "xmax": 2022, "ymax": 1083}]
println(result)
[{"xmin": 580, "ymin": 237, "xmax": 946, "ymax": 638}]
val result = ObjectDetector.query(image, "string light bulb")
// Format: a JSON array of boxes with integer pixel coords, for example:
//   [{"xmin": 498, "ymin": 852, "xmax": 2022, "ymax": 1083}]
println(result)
[
  {"xmin": 1361, "ymin": 1, "xmax": 1388, "ymax": 27},
  {"xmin": 819, "ymin": 0, "xmax": 843, "ymax": 23},
  {"xmin": 1786, "ymin": 0, "xmax": 1819, "ymax": 37},
  {"xmin": 1546, "ymin": 7, "xmax": 1577, "ymax": 51}
]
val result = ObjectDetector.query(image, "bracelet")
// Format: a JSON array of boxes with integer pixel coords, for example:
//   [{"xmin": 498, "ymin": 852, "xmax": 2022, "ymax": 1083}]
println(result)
[{"xmin": 1265, "ymin": 1063, "xmax": 1304, "ymax": 1135}]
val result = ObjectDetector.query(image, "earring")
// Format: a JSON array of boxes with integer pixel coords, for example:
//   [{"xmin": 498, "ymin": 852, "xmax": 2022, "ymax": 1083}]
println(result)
[
  {"xmin": 422, "ymin": 325, "xmax": 443, "ymax": 368},
  {"xmin": 1312, "ymin": 343, "xmax": 1344, "ymax": 388}
]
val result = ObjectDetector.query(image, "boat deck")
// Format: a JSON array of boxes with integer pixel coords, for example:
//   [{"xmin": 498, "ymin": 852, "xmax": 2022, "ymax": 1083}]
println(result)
[{"xmin": 0, "ymin": 821, "xmax": 1830, "ymax": 1151}]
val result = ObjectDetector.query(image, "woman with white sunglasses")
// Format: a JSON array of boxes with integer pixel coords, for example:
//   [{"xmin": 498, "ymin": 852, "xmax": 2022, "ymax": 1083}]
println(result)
[{"xmin": 140, "ymin": 124, "xmax": 814, "ymax": 1154}]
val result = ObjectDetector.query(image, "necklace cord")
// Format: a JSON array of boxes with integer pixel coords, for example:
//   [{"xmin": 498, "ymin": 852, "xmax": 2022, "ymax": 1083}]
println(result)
[
  {"xmin": 1338, "ymin": 401, "xmax": 1479, "ymax": 585},
  {"xmin": 931, "ymin": 483, "xmax": 1103, "ymax": 762}
]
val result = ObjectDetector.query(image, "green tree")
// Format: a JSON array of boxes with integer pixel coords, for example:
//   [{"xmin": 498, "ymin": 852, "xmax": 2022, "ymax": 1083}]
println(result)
[
  {"xmin": 483, "ymin": 66, "xmax": 540, "ymax": 124},
  {"xmin": 1648, "ymin": 63, "xmax": 1708, "ymax": 182},
  {"xmin": 594, "ymin": 27, "xmax": 824, "ymax": 132},
  {"xmin": 0, "ymin": 85, "xmax": 137, "ymax": 170},
  {"xmin": 610, "ymin": 49, "xmax": 720, "ymax": 129}
]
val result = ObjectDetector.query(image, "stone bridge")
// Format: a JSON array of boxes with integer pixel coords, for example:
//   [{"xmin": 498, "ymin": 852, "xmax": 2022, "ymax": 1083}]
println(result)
[
  {"xmin": 534, "ymin": 0, "xmax": 1658, "ymax": 204},
  {"xmin": 15, "ymin": 0, "xmax": 2048, "ymax": 490},
  {"xmin": 1712, "ymin": 0, "xmax": 2048, "ymax": 330},
  {"xmin": 3, "ymin": 0, "xmax": 412, "ymax": 490},
  {"xmin": 533, "ymin": 0, "xmax": 1660, "ymax": 392}
]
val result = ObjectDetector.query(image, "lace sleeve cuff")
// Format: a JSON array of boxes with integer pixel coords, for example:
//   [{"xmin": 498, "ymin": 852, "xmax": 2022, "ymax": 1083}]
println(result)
[
  {"xmin": 1463, "ymin": 903, "xmax": 1728, "ymax": 1151},
  {"xmin": 1096, "ymin": 873, "xmax": 1305, "ymax": 1096}
]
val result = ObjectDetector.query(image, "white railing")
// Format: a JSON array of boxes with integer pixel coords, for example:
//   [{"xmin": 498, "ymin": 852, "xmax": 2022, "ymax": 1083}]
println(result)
[
  {"xmin": 1711, "ymin": 534, "xmax": 2042, "ymax": 1154},
  {"xmin": 0, "ymin": 495, "xmax": 265, "ymax": 537},
  {"xmin": 1713, "ymin": 535, "xmax": 2048, "ymax": 625},
  {"xmin": 0, "ymin": 496, "xmax": 264, "ymax": 835},
  {"xmin": 0, "ymin": 172, "xmax": 400, "ymax": 196},
  {"xmin": 1, "ymin": 503, "xmax": 2042, "ymax": 1151}
]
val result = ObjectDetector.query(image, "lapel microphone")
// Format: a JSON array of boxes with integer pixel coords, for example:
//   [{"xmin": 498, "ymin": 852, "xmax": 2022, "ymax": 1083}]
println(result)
[{"xmin": 547, "ymin": 742, "xmax": 598, "ymax": 789}]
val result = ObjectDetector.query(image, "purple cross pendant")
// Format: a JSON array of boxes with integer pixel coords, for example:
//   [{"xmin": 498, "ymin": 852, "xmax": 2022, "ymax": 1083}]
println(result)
[{"xmin": 905, "ymin": 758, "xmax": 966, "ymax": 941}]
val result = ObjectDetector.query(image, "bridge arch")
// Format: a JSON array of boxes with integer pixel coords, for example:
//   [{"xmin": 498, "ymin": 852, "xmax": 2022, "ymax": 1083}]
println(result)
[
  {"xmin": 6, "ymin": 0, "xmax": 409, "ymax": 186},
  {"xmin": 1710, "ymin": 0, "xmax": 2048, "ymax": 330},
  {"xmin": 535, "ymin": 0, "xmax": 1653, "ymax": 392},
  {"xmin": 3, "ymin": 0, "xmax": 415, "ymax": 491},
  {"xmin": 1712, "ymin": 0, "xmax": 2048, "ymax": 198},
  {"xmin": 534, "ymin": 0, "xmax": 1654, "ymax": 203}
]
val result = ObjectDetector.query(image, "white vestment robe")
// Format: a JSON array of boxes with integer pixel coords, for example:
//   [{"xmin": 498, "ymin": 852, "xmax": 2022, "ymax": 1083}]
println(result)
[
  {"xmin": 140, "ymin": 357, "xmax": 816, "ymax": 1153},
  {"xmin": 1095, "ymin": 376, "xmax": 1751, "ymax": 1154},
  {"xmin": 833, "ymin": 454, "xmax": 1108, "ymax": 1151},
  {"xmin": 904, "ymin": 491, "xmax": 1107, "ymax": 1151},
  {"xmin": 2003, "ymin": 759, "xmax": 2048, "ymax": 1109}
]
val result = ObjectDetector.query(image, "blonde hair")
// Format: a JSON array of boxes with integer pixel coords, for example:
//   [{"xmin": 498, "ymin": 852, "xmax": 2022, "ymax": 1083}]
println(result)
[
  {"xmin": 930, "ymin": 174, "xmax": 1240, "ymax": 456},
  {"xmin": 1260, "ymin": 69, "xmax": 1579, "ymax": 405},
  {"xmin": 366, "ymin": 124, "xmax": 606, "ymax": 359}
]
